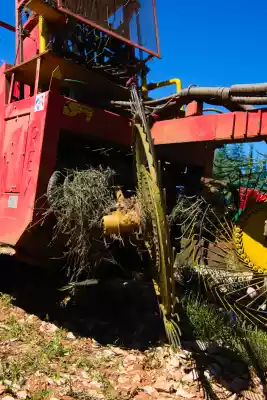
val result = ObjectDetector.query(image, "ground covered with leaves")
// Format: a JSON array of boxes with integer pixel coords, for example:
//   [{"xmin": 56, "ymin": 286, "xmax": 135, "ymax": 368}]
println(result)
[{"xmin": 0, "ymin": 286, "xmax": 266, "ymax": 400}]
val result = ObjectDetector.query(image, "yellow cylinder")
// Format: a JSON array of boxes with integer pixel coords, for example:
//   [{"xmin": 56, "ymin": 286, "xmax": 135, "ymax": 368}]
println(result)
[{"xmin": 103, "ymin": 210, "xmax": 140, "ymax": 235}]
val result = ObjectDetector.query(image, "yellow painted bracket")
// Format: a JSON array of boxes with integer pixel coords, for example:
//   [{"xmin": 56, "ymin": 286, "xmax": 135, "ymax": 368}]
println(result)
[
  {"xmin": 142, "ymin": 78, "xmax": 183, "ymax": 110},
  {"xmin": 146, "ymin": 78, "xmax": 182, "ymax": 94}
]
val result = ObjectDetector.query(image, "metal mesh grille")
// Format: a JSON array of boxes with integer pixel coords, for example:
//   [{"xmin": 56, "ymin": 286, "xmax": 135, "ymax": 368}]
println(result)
[{"xmin": 58, "ymin": 0, "xmax": 159, "ymax": 56}]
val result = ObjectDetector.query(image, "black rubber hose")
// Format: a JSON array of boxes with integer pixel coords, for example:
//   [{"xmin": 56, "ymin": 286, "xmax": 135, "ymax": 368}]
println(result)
[
  {"xmin": 143, "ymin": 83, "xmax": 267, "ymax": 106},
  {"xmin": 230, "ymin": 96, "xmax": 267, "ymax": 105},
  {"xmin": 142, "ymin": 92, "xmax": 252, "ymax": 111},
  {"xmin": 203, "ymin": 108, "xmax": 224, "ymax": 114},
  {"xmin": 150, "ymin": 97, "xmax": 253, "ymax": 113},
  {"xmin": 230, "ymin": 83, "xmax": 267, "ymax": 95}
]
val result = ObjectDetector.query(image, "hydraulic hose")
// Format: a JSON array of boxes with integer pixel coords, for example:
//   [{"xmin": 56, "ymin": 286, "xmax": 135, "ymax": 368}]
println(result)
[
  {"xmin": 143, "ymin": 83, "xmax": 267, "ymax": 106},
  {"xmin": 141, "ymin": 85, "xmax": 256, "ymax": 112},
  {"xmin": 230, "ymin": 96, "xmax": 267, "ymax": 105},
  {"xmin": 203, "ymin": 108, "xmax": 224, "ymax": 114},
  {"xmin": 230, "ymin": 83, "xmax": 267, "ymax": 95},
  {"xmin": 146, "ymin": 96, "xmax": 254, "ymax": 112},
  {"xmin": 110, "ymin": 82, "xmax": 267, "ymax": 113}
]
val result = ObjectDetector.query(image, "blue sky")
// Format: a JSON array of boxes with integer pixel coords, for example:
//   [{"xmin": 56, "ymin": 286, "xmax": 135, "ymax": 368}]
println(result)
[
  {"xmin": 1, "ymin": 0, "xmax": 267, "ymax": 153},
  {"xmin": 150, "ymin": 0, "xmax": 267, "ymax": 88}
]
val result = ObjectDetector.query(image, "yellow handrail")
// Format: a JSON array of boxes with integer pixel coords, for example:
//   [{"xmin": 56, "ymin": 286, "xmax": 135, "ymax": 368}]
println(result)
[
  {"xmin": 147, "ymin": 78, "xmax": 182, "ymax": 94},
  {"xmin": 142, "ymin": 77, "xmax": 183, "ymax": 110}
]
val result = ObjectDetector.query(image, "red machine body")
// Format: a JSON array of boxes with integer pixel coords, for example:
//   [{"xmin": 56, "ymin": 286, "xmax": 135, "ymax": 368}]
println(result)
[{"xmin": 1, "ymin": 0, "xmax": 267, "ymax": 262}]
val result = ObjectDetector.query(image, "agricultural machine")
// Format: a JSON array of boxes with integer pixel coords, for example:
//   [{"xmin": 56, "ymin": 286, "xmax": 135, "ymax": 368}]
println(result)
[{"xmin": 0, "ymin": 0, "xmax": 267, "ymax": 347}]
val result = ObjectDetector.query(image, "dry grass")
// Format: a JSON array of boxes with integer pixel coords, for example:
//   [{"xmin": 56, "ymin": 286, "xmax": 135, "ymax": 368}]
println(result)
[
  {"xmin": 182, "ymin": 293, "xmax": 267, "ymax": 372},
  {"xmin": 0, "ymin": 289, "xmax": 265, "ymax": 399},
  {"xmin": 45, "ymin": 167, "xmax": 118, "ymax": 281},
  {"xmin": 0, "ymin": 293, "xmax": 122, "ymax": 399}
]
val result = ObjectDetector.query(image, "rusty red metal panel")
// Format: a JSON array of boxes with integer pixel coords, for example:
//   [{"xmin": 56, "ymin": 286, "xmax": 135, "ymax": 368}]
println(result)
[
  {"xmin": 23, "ymin": 24, "xmax": 39, "ymax": 64},
  {"xmin": 247, "ymin": 110, "xmax": 262, "ymax": 138},
  {"xmin": 233, "ymin": 112, "xmax": 248, "ymax": 139},
  {"xmin": 215, "ymin": 113, "xmax": 235, "ymax": 140},
  {"xmin": 0, "ymin": 68, "xmax": 6, "ymax": 198},
  {"xmin": 61, "ymin": 98, "xmax": 132, "ymax": 146},
  {"xmin": 35, "ymin": 91, "xmax": 62, "ymax": 202},
  {"xmin": 0, "ymin": 89, "xmax": 132, "ymax": 247},
  {"xmin": 152, "ymin": 110, "xmax": 267, "ymax": 145},
  {"xmin": 153, "ymin": 114, "xmax": 217, "ymax": 144},
  {"xmin": 15, "ymin": 1, "xmax": 39, "ymax": 66},
  {"xmin": 0, "ymin": 94, "xmax": 48, "ymax": 245},
  {"xmin": 185, "ymin": 101, "xmax": 203, "ymax": 117},
  {"xmin": 0, "ymin": 63, "xmax": 11, "ymax": 105},
  {"xmin": 260, "ymin": 109, "xmax": 267, "ymax": 135},
  {"xmin": 2, "ymin": 114, "xmax": 30, "ymax": 193}
]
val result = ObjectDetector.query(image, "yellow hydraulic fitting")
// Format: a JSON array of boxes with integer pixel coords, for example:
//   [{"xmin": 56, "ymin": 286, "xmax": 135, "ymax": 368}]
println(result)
[{"xmin": 103, "ymin": 210, "xmax": 140, "ymax": 235}]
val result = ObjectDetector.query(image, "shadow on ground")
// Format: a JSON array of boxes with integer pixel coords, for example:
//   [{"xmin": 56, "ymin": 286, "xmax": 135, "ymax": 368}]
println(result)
[
  {"xmin": 179, "ymin": 310, "xmax": 252, "ymax": 399},
  {"xmin": 0, "ymin": 255, "xmax": 165, "ymax": 350},
  {"xmin": 0, "ymin": 256, "xmax": 265, "ymax": 399}
]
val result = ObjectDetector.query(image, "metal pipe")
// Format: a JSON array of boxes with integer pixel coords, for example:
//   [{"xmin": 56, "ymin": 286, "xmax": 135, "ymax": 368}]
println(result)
[
  {"xmin": 18, "ymin": 16, "xmax": 23, "ymax": 63},
  {"xmin": 144, "ymin": 87, "xmax": 230, "ymax": 105},
  {"xmin": 144, "ymin": 82, "xmax": 267, "ymax": 106},
  {"xmin": 18, "ymin": 8, "xmax": 24, "ymax": 99},
  {"xmin": 203, "ymin": 108, "xmax": 224, "ymax": 114},
  {"xmin": 144, "ymin": 92, "xmax": 254, "ymax": 111},
  {"xmin": 230, "ymin": 96, "xmax": 267, "ymax": 105},
  {"xmin": 0, "ymin": 20, "xmax": 16, "ymax": 32},
  {"xmin": 111, "ymin": 96, "xmax": 253, "ymax": 113},
  {"xmin": 181, "ymin": 87, "xmax": 230, "ymax": 98},
  {"xmin": 230, "ymin": 83, "xmax": 267, "ymax": 95}
]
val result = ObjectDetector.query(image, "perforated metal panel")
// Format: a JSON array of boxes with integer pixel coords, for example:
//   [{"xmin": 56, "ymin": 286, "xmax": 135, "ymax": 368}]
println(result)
[{"xmin": 57, "ymin": 0, "xmax": 160, "ymax": 57}]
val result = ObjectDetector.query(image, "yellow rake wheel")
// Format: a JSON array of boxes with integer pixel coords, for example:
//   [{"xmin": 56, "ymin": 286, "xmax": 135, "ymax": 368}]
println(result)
[
  {"xmin": 233, "ymin": 203, "xmax": 267, "ymax": 274},
  {"xmin": 133, "ymin": 123, "xmax": 181, "ymax": 349},
  {"xmin": 174, "ymin": 192, "xmax": 267, "ymax": 328}
]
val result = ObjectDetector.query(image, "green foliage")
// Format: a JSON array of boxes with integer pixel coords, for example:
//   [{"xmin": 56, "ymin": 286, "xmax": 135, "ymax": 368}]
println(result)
[
  {"xmin": 0, "ymin": 316, "xmax": 36, "ymax": 342},
  {"xmin": 182, "ymin": 293, "xmax": 267, "ymax": 371},
  {"xmin": 0, "ymin": 292, "xmax": 15, "ymax": 307},
  {"xmin": 213, "ymin": 143, "xmax": 267, "ymax": 193},
  {"xmin": 43, "ymin": 331, "xmax": 70, "ymax": 359},
  {"xmin": 241, "ymin": 325, "xmax": 267, "ymax": 371},
  {"xmin": 182, "ymin": 293, "xmax": 231, "ymax": 343},
  {"xmin": 0, "ymin": 354, "xmax": 41, "ymax": 384},
  {"xmin": 29, "ymin": 389, "xmax": 52, "ymax": 400}
]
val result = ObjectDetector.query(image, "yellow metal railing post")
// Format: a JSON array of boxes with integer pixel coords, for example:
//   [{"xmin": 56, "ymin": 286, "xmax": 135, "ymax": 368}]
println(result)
[
  {"xmin": 141, "ymin": 71, "xmax": 148, "ymax": 100},
  {"xmin": 147, "ymin": 78, "xmax": 182, "ymax": 94},
  {"xmin": 39, "ymin": 15, "xmax": 47, "ymax": 53},
  {"xmin": 144, "ymin": 78, "xmax": 183, "ymax": 110},
  {"xmin": 168, "ymin": 78, "xmax": 182, "ymax": 94}
]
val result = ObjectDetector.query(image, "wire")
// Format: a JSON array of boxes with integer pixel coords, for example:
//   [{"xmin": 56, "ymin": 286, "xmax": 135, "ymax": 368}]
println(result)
[{"xmin": 203, "ymin": 108, "xmax": 224, "ymax": 114}]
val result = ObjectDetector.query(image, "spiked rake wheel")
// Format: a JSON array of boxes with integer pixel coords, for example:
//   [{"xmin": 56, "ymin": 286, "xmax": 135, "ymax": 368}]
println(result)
[
  {"xmin": 133, "ymin": 122, "xmax": 181, "ymax": 349},
  {"xmin": 233, "ymin": 203, "xmax": 267, "ymax": 274},
  {"xmin": 173, "ymin": 186, "xmax": 267, "ymax": 329}
]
